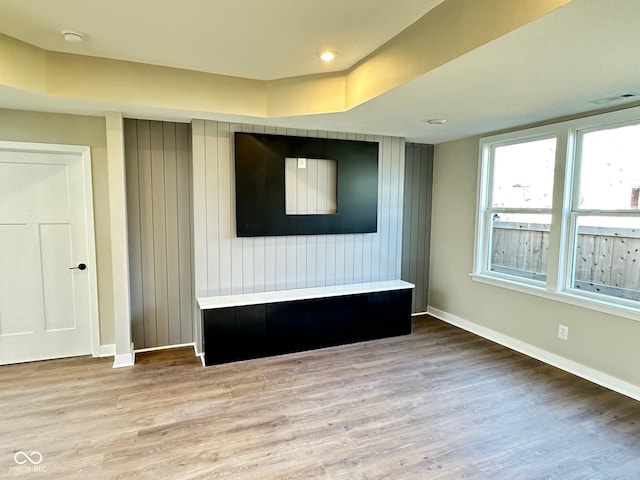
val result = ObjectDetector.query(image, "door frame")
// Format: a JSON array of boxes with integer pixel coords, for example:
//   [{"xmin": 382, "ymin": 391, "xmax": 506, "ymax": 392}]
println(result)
[{"xmin": 0, "ymin": 141, "xmax": 100, "ymax": 357}]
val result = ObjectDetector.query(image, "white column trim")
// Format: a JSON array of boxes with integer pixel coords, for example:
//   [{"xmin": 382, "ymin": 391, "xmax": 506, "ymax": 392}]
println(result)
[{"xmin": 105, "ymin": 112, "xmax": 134, "ymax": 368}]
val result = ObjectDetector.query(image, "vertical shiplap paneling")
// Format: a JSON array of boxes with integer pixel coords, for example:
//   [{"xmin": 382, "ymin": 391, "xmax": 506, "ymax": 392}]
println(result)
[
  {"xmin": 310, "ymin": 156, "xmax": 319, "ymax": 287},
  {"xmin": 191, "ymin": 122, "xmax": 406, "ymax": 332},
  {"xmin": 406, "ymin": 144, "xmax": 421, "ymax": 309},
  {"xmin": 163, "ymin": 123, "xmax": 181, "ymax": 345},
  {"xmin": 217, "ymin": 122, "xmax": 233, "ymax": 296},
  {"xmin": 401, "ymin": 143, "xmax": 434, "ymax": 313},
  {"xmin": 281, "ymin": 157, "xmax": 338, "ymax": 215},
  {"xmin": 253, "ymin": 229, "xmax": 266, "ymax": 293},
  {"xmin": 204, "ymin": 121, "xmax": 220, "ymax": 297},
  {"xmin": 274, "ymin": 126, "xmax": 295, "ymax": 291},
  {"xmin": 191, "ymin": 120, "xmax": 206, "ymax": 353},
  {"xmin": 291, "ymin": 128, "xmax": 307, "ymax": 289},
  {"xmin": 136, "ymin": 121, "xmax": 157, "ymax": 347},
  {"xmin": 124, "ymin": 120, "xmax": 144, "ymax": 347},
  {"xmin": 305, "ymin": 128, "xmax": 317, "ymax": 288},
  {"xmin": 265, "ymin": 235, "xmax": 277, "ymax": 291},
  {"xmin": 378, "ymin": 135, "xmax": 392, "ymax": 281},
  {"xmin": 334, "ymin": 232, "xmax": 346, "ymax": 284},
  {"xmin": 285, "ymin": 235, "xmax": 297, "ymax": 289},
  {"xmin": 124, "ymin": 119, "xmax": 193, "ymax": 348},
  {"xmin": 415, "ymin": 145, "xmax": 428, "ymax": 311},
  {"xmin": 421, "ymin": 145, "xmax": 434, "ymax": 309},
  {"xmin": 306, "ymin": 157, "xmax": 319, "ymax": 213},
  {"xmin": 295, "ymin": 158, "xmax": 308, "ymax": 213},
  {"xmin": 175, "ymin": 123, "xmax": 193, "ymax": 343},
  {"xmin": 403, "ymin": 143, "xmax": 417, "ymax": 312},
  {"xmin": 192, "ymin": 119, "xmax": 208, "ymax": 299},
  {"xmin": 149, "ymin": 121, "xmax": 169, "ymax": 346},
  {"xmin": 390, "ymin": 136, "xmax": 404, "ymax": 279},
  {"xmin": 284, "ymin": 158, "xmax": 298, "ymax": 214},
  {"xmin": 324, "ymin": 130, "xmax": 337, "ymax": 286}
]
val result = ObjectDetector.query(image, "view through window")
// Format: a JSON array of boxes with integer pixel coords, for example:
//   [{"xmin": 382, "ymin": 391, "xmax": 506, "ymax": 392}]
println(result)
[
  {"xmin": 571, "ymin": 124, "xmax": 640, "ymax": 301},
  {"xmin": 476, "ymin": 106, "xmax": 640, "ymax": 315},
  {"xmin": 488, "ymin": 138, "xmax": 556, "ymax": 282}
]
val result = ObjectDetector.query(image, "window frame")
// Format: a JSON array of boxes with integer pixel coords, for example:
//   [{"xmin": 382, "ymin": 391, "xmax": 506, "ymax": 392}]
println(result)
[
  {"xmin": 475, "ymin": 132, "xmax": 559, "ymax": 289},
  {"xmin": 563, "ymin": 119, "xmax": 640, "ymax": 307},
  {"xmin": 473, "ymin": 105, "xmax": 640, "ymax": 322}
]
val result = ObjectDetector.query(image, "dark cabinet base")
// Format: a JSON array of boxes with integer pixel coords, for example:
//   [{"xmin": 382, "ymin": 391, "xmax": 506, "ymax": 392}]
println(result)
[{"xmin": 203, "ymin": 288, "xmax": 412, "ymax": 366}]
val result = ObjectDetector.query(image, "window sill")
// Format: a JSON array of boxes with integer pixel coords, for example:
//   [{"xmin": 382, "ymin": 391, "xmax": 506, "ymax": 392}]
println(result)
[{"xmin": 471, "ymin": 272, "xmax": 640, "ymax": 323}]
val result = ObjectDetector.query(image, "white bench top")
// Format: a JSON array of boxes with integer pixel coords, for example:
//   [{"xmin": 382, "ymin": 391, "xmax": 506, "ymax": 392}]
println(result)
[{"xmin": 197, "ymin": 280, "xmax": 414, "ymax": 310}]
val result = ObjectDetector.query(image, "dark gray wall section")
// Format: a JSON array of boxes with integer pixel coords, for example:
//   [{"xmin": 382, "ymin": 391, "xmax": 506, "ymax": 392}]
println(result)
[
  {"xmin": 401, "ymin": 143, "xmax": 434, "ymax": 313},
  {"xmin": 124, "ymin": 119, "xmax": 194, "ymax": 349}
]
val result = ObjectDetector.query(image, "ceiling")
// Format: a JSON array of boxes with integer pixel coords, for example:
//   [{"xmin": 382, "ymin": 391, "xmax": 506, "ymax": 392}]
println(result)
[
  {"xmin": 0, "ymin": 0, "xmax": 445, "ymax": 80},
  {"xmin": 1, "ymin": 0, "xmax": 640, "ymax": 144}
]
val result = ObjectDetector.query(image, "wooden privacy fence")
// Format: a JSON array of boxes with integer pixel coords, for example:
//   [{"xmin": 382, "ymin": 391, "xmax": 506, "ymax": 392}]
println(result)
[{"xmin": 491, "ymin": 222, "xmax": 640, "ymax": 299}]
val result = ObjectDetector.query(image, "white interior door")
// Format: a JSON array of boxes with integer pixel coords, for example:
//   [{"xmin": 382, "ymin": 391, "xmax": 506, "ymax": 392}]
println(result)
[{"xmin": 0, "ymin": 143, "xmax": 95, "ymax": 365}]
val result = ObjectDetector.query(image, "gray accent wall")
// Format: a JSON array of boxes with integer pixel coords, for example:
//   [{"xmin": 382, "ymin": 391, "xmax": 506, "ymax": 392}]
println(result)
[
  {"xmin": 124, "ymin": 119, "xmax": 193, "ymax": 349},
  {"xmin": 401, "ymin": 143, "xmax": 434, "ymax": 313},
  {"xmin": 192, "ymin": 121, "xmax": 406, "ymax": 352}
]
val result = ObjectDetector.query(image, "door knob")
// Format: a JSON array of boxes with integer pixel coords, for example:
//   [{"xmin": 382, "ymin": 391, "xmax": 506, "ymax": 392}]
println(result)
[{"xmin": 69, "ymin": 263, "xmax": 87, "ymax": 271}]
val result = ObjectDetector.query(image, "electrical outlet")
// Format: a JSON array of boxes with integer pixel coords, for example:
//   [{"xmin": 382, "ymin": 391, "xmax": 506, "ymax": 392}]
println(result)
[{"xmin": 557, "ymin": 324, "xmax": 569, "ymax": 341}]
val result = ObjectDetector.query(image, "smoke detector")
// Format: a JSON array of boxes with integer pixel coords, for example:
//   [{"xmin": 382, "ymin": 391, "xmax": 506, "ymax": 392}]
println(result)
[{"xmin": 61, "ymin": 30, "xmax": 85, "ymax": 43}]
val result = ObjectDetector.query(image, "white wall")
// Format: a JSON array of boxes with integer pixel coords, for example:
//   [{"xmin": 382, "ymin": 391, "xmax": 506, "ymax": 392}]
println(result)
[{"xmin": 192, "ymin": 120, "xmax": 405, "ymax": 349}]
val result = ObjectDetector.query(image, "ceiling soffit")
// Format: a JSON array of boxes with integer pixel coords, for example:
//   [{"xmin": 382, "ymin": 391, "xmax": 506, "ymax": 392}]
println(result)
[{"xmin": 0, "ymin": 0, "xmax": 574, "ymax": 120}]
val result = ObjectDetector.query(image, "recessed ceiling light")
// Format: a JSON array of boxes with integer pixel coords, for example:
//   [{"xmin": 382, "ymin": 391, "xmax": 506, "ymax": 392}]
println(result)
[
  {"xmin": 61, "ymin": 30, "xmax": 85, "ymax": 43},
  {"xmin": 426, "ymin": 119, "xmax": 447, "ymax": 125},
  {"xmin": 319, "ymin": 50, "xmax": 337, "ymax": 62}
]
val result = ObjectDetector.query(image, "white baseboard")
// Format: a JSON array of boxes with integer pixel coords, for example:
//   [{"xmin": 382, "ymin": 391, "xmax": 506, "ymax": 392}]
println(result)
[
  {"xmin": 112, "ymin": 343, "xmax": 135, "ymax": 368},
  {"xmin": 190, "ymin": 344, "xmax": 205, "ymax": 366},
  {"xmin": 98, "ymin": 344, "xmax": 115, "ymax": 357},
  {"xmin": 425, "ymin": 306, "xmax": 640, "ymax": 402}
]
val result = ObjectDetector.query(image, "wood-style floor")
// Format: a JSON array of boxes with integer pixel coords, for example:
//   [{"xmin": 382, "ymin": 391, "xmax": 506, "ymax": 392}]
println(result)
[{"xmin": 1, "ymin": 316, "xmax": 639, "ymax": 479}]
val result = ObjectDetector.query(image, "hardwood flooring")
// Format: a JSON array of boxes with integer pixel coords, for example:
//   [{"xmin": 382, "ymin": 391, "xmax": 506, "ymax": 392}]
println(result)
[{"xmin": 1, "ymin": 316, "xmax": 639, "ymax": 479}]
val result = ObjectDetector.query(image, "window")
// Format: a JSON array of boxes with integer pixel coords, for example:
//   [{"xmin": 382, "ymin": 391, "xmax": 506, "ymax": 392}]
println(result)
[
  {"xmin": 569, "ymin": 124, "xmax": 640, "ymax": 301},
  {"xmin": 475, "ymin": 106, "xmax": 640, "ymax": 319},
  {"xmin": 485, "ymin": 138, "xmax": 556, "ymax": 283}
]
